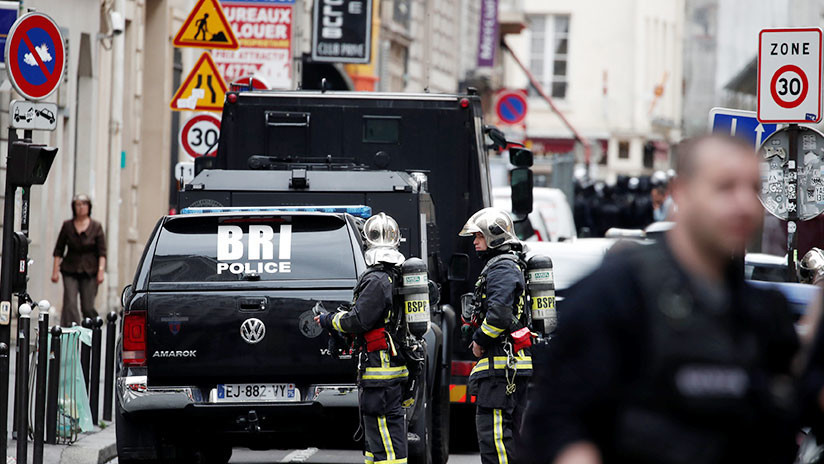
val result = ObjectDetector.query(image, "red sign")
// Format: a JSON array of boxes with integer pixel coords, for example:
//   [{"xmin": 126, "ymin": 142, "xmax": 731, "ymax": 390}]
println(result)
[
  {"xmin": 5, "ymin": 13, "xmax": 65, "ymax": 101},
  {"xmin": 495, "ymin": 90, "xmax": 528, "ymax": 125},
  {"xmin": 213, "ymin": 2, "xmax": 292, "ymax": 89},
  {"xmin": 180, "ymin": 113, "xmax": 221, "ymax": 158}
]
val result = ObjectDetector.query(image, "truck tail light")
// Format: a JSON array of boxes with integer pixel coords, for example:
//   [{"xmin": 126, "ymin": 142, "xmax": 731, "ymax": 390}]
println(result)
[
  {"xmin": 451, "ymin": 360, "xmax": 475, "ymax": 377},
  {"xmin": 123, "ymin": 311, "xmax": 146, "ymax": 366}
]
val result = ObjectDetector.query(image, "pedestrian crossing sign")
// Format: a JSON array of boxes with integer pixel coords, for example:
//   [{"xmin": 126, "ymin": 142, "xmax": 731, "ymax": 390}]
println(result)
[
  {"xmin": 173, "ymin": 0, "xmax": 238, "ymax": 50},
  {"xmin": 170, "ymin": 52, "xmax": 228, "ymax": 112}
]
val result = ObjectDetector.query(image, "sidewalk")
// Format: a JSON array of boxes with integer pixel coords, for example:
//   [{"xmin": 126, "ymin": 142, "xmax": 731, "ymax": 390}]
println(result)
[{"xmin": 5, "ymin": 424, "xmax": 116, "ymax": 464}]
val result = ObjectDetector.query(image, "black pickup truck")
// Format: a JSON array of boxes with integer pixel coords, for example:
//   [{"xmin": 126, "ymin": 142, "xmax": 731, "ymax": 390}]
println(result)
[{"xmin": 115, "ymin": 207, "xmax": 442, "ymax": 463}]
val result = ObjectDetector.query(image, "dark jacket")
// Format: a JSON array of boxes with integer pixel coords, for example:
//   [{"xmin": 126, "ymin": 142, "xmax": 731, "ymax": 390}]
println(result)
[
  {"xmin": 53, "ymin": 219, "xmax": 107, "ymax": 275},
  {"xmin": 330, "ymin": 265, "xmax": 408, "ymax": 388},
  {"xmin": 522, "ymin": 240, "xmax": 799, "ymax": 464},
  {"xmin": 469, "ymin": 251, "xmax": 532, "ymax": 390}
]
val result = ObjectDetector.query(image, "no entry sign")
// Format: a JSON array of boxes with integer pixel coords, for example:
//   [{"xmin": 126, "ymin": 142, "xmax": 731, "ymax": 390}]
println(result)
[
  {"xmin": 180, "ymin": 113, "xmax": 221, "ymax": 158},
  {"xmin": 758, "ymin": 28, "xmax": 822, "ymax": 123},
  {"xmin": 4, "ymin": 13, "xmax": 65, "ymax": 101},
  {"xmin": 496, "ymin": 90, "xmax": 528, "ymax": 125}
]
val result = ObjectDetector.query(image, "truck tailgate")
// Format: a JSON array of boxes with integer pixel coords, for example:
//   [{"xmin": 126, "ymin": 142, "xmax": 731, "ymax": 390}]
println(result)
[{"xmin": 146, "ymin": 289, "xmax": 356, "ymax": 387}]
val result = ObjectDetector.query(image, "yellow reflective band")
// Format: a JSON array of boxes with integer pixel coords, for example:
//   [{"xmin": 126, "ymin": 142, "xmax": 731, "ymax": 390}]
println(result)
[
  {"xmin": 493, "ymin": 409, "xmax": 509, "ymax": 464},
  {"xmin": 470, "ymin": 355, "xmax": 533, "ymax": 375},
  {"xmin": 363, "ymin": 366, "xmax": 410, "ymax": 380},
  {"xmin": 378, "ymin": 416, "xmax": 396, "ymax": 461},
  {"xmin": 480, "ymin": 319, "xmax": 505, "ymax": 338},
  {"xmin": 373, "ymin": 459, "xmax": 407, "ymax": 464},
  {"xmin": 332, "ymin": 312, "xmax": 344, "ymax": 332}
]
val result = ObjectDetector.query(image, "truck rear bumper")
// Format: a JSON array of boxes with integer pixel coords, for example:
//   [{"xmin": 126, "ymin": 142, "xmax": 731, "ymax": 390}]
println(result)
[{"xmin": 118, "ymin": 375, "xmax": 359, "ymax": 413}]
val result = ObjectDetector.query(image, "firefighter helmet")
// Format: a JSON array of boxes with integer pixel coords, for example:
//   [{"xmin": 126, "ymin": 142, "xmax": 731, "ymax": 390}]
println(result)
[
  {"xmin": 798, "ymin": 247, "xmax": 824, "ymax": 284},
  {"xmin": 458, "ymin": 207, "xmax": 520, "ymax": 249},
  {"xmin": 363, "ymin": 212, "xmax": 405, "ymax": 266}
]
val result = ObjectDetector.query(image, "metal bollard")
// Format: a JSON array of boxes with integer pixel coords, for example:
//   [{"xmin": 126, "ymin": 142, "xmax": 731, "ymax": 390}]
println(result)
[
  {"xmin": 102, "ymin": 311, "xmax": 118, "ymax": 422},
  {"xmin": 17, "ymin": 303, "xmax": 32, "ymax": 464},
  {"xmin": 33, "ymin": 301, "xmax": 50, "ymax": 464},
  {"xmin": 90, "ymin": 316, "xmax": 103, "ymax": 425},
  {"xmin": 81, "ymin": 317, "xmax": 92, "ymax": 388},
  {"xmin": 45, "ymin": 326, "xmax": 62, "ymax": 445}
]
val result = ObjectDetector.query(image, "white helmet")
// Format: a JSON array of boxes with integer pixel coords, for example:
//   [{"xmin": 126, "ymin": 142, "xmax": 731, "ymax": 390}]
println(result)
[
  {"xmin": 362, "ymin": 212, "xmax": 405, "ymax": 266},
  {"xmin": 798, "ymin": 247, "xmax": 824, "ymax": 284},
  {"xmin": 458, "ymin": 207, "xmax": 520, "ymax": 249}
]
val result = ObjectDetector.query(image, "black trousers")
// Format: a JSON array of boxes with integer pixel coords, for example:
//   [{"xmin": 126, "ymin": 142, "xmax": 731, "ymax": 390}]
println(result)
[
  {"xmin": 360, "ymin": 384, "xmax": 407, "ymax": 464},
  {"xmin": 475, "ymin": 377, "xmax": 528, "ymax": 464}
]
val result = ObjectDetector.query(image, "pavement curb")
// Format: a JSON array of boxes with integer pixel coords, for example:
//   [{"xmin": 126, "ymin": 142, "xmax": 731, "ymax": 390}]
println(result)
[{"xmin": 58, "ymin": 426, "xmax": 116, "ymax": 464}]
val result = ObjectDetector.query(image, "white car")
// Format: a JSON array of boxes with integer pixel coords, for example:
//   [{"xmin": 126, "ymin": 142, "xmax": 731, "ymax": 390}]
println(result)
[
  {"xmin": 493, "ymin": 187, "xmax": 576, "ymax": 242},
  {"xmin": 526, "ymin": 238, "xmax": 617, "ymax": 291}
]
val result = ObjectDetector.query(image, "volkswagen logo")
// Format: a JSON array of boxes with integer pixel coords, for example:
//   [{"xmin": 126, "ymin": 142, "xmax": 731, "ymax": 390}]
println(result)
[{"xmin": 240, "ymin": 318, "xmax": 266, "ymax": 344}]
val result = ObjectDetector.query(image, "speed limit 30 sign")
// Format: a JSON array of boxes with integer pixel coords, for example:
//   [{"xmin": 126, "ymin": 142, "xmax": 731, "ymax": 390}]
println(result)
[
  {"xmin": 179, "ymin": 113, "xmax": 221, "ymax": 158},
  {"xmin": 758, "ymin": 28, "xmax": 823, "ymax": 123}
]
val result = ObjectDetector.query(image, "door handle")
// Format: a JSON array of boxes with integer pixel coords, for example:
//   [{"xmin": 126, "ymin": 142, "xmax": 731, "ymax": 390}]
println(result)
[{"xmin": 239, "ymin": 297, "xmax": 267, "ymax": 312}]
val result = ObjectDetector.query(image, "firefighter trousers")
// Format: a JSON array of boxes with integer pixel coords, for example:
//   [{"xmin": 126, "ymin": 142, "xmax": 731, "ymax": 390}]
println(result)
[
  {"xmin": 475, "ymin": 377, "xmax": 528, "ymax": 464},
  {"xmin": 360, "ymin": 384, "xmax": 408, "ymax": 464}
]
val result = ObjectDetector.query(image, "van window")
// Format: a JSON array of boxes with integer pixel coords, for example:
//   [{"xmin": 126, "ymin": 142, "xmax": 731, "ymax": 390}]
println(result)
[{"xmin": 150, "ymin": 215, "xmax": 357, "ymax": 282}]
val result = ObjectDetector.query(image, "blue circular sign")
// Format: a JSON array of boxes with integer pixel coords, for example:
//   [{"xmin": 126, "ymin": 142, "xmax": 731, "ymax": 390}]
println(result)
[
  {"xmin": 496, "ymin": 91, "xmax": 528, "ymax": 125},
  {"xmin": 5, "ymin": 13, "xmax": 65, "ymax": 101}
]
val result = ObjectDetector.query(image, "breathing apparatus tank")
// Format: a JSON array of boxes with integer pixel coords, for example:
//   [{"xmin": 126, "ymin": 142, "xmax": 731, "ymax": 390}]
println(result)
[
  {"xmin": 526, "ymin": 255, "xmax": 556, "ymax": 336},
  {"xmin": 400, "ymin": 258, "xmax": 430, "ymax": 338}
]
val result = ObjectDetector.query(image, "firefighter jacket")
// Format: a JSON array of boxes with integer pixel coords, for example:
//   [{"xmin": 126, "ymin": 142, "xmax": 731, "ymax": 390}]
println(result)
[
  {"xmin": 469, "ymin": 251, "xmax": 533, "ymax": 388},
  {"xmin": 329, "ymin": 265, "xmax": 409, "ymax": 388}
]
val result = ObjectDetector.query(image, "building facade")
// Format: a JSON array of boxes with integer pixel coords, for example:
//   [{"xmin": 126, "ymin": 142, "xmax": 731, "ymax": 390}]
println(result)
[{"xmin": 501, "ymin": 0, "xmax": 685, "ymax": 179}]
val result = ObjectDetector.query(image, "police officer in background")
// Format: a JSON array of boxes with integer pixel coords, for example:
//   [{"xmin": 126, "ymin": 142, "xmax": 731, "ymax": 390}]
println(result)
[
  {"xmin": 459, "ymin": 207, "xmax": 533, "ymax": 464},
  {"xmin": 522, "ymin": 134, "xmax": 799, "ymax": 464},
  {"xmin": 316, "ymin": 213, "xmax": 409, "ymax": 464}
]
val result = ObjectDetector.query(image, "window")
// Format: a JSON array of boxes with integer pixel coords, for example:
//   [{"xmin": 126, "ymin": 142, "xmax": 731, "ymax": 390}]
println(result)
[
  {"xmin": 618, "ymin": 141, "xmax": 630, "ymax": 160},
  {"xmin": 528, "ymin": 14, "xmax": 570, "ymax": 99},
  {"xmin": 150, "ymin": 215, "xmax": 357, "ymax": 283}
]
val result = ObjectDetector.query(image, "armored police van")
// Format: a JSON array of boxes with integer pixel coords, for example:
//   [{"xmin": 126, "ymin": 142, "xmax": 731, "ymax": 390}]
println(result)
[{"xmin": 116, "ymin": 198, "xmax": 443, "ymax": 463}]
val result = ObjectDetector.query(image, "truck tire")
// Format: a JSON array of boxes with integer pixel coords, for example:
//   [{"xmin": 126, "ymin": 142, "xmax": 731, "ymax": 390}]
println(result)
[
  {"xmin": 115, "ymin": 396, "xmax": 160, "ymax": 463},
  {"xmin": 429, "ymin": 374, "xmax": 450, "ymax": 464}
]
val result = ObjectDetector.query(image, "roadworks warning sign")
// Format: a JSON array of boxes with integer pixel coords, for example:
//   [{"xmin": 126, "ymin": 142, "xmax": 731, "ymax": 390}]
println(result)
[
  {"xmin": 170, "ymin": 52, "xmax": 228, "ymax": 112},
  {"xmin": 174, "ymin": 0, "xmax": 239, "ymax": 50}
]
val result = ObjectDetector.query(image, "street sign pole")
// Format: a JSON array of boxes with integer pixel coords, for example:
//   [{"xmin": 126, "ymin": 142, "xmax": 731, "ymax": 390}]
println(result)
[
  {"xmin": 0, "ymin": 128, "xmax": 17, "ymax": 452},
  {"xmin": 787, "ymin": 124, "xmax": 799, "ymax": 280}
]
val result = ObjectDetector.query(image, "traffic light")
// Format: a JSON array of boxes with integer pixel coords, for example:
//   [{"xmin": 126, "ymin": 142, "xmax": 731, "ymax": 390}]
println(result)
[{"xmin": 7, "ymin": 142, "xmax": 57, "ymax": 186}]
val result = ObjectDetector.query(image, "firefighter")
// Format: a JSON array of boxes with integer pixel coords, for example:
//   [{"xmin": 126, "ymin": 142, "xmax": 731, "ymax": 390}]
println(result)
[
  {"xmin": 459, "ymin": 207, "xmax": 532, "ymax": 464},
  {"xmin": 316, "ymin": 212, "xmax": 409, "ymax": 464}
]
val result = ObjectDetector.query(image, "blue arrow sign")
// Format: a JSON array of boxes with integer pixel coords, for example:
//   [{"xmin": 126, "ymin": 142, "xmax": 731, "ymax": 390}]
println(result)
[{"xmin": 709, "ymin": 107, "xmax": 778, "ymax": 148}]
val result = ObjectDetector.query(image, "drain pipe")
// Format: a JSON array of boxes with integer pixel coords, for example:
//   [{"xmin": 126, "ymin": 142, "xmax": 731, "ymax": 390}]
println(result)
[
  {"xmin": 106, "ymin": 0, "xmax": 124, "ymax": 313},
  {"xmin": 502, "ymin": 39, "xmax": 593, "ymax": 173}
]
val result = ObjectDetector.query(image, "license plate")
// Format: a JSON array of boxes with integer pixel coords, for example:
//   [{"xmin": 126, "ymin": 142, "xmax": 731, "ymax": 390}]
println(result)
[{"xmin": 215, "ymin": 383, "xmax": 299, "ymax": 402}]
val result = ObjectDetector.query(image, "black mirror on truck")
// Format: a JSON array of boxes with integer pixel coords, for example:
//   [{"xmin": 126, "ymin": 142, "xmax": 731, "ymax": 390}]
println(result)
[
  {"xmin": 509, "ymin": 148, "xmax": 533, "ymax": 167},
  {"xmin": 448, "ymin": 254, "xmax": 470, "ymax": 282},
  {"xmin": 511, "ymin": 167, "xmax": 534, "ymax": 216},
  {"xmin": 483, "ymin": 125, "xmax": 508, "ymax": 152}
]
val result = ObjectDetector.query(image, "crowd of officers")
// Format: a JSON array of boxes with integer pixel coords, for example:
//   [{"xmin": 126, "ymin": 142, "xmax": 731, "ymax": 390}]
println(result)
[{"xmin": 316, "ymin": 132, "xmax": 824, "ymax": 464}]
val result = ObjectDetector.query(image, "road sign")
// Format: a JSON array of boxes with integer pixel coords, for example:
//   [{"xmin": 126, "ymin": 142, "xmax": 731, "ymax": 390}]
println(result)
[
  {"xmin": 175, "ymin": 162, "xmax": 195, "ymax": 185},
  {"xmin": 4, "ymin": 13, "xmax": 65, "ymax": 101},
  {"xmin": 495, "ymin": 90, "xmax": 528, "ymax": 125},
  {"xmin": 180, "ymin": 113, "xmax": 221, "ymax": 158},
  {"xmin": 759, "ymin": 125, "xmax": 824, "ymax": 221},
  {"xmin": 708, "ymin": 107, "xmax": 777, "ymax": 148},
  {"xmin": 174, "ymin": 0, "xmax": 238, "ymax": 50},
  {"xmin": 0, "ymin": 3, "xmax": 18, "ymax": 67},
  {"xmin": 311, "ymin": 0, "xmax": 372, "ymax": 63},
  {"xmin": 170, "ymin": 52, "xmax": 228, "ymax": 112},
  {"xmin": 758, "ymin": 28, "xmax": 823, "ymax": 123},
  {"xmin": 10, "ymin": 100, "xmax": 56, "ymax": 131}
]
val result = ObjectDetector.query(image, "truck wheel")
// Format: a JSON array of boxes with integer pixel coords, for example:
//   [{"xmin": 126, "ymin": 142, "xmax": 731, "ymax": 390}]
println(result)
[
  {"xmin": 115, "ymin": 397, "xmax": 161, "ymax": 463},
  {"xmin": 429, "ymin": 374, "xmax": 450, "ymax": 464}
]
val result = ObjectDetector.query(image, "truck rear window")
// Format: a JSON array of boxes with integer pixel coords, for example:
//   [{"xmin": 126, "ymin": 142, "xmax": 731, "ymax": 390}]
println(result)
[{"xmin": 150, "ymin": 215, "xmax": 357, "ymax": 282}]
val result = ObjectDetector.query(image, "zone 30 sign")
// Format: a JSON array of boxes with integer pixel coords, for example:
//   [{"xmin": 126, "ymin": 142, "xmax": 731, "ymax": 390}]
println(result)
[{"xmin": 758, "ymin": 28, "xmax": 823, "ymax": 123}]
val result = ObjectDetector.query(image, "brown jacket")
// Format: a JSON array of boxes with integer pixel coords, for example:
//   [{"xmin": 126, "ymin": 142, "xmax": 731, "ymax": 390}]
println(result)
[{"xmin": 53, "ymin": 219, "xmax": 107, "ymax": 275}]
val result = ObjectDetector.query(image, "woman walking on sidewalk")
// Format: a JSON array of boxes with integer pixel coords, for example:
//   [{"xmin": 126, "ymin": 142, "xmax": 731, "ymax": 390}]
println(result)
[{"xmin": 52, "ymin": 194, "xmax": 107, "ymax": 326}]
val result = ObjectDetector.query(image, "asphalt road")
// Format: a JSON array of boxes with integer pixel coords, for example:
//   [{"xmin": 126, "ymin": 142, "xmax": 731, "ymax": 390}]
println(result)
[{"xmin": 228, "ymin": 449, "xmax": 480, "ymax": 463}]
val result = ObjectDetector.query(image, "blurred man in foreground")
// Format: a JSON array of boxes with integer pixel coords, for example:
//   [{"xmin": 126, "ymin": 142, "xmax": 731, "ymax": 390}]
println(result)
[{"xmin": 522, "ymin": 134, "xmax": 799, "ymax": 464}]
